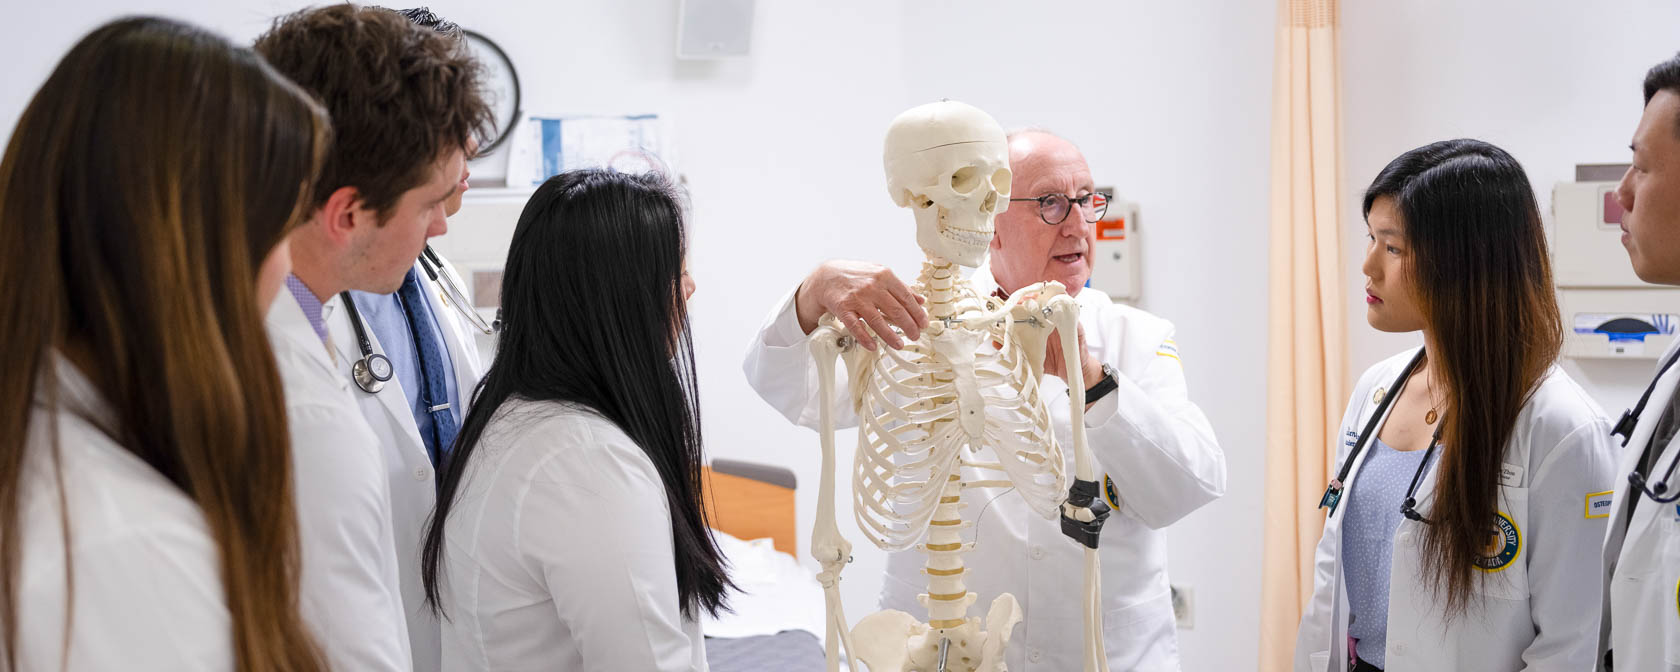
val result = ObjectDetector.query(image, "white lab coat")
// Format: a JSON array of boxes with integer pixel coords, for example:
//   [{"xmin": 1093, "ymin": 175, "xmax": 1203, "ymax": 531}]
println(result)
[
  {"xmin": 321, "ymin": 254, "xmax": 486, "ymax": 672},
  {"xmin": 742, "ymin": 265, "xmax": 1225, "ymax": 672},
  {"xmin": 436, "ymin": 397, "xmax": 709, "ymax": 671},
  {"xmin": 268, "ymin": 288, "xmax": 413, "ymax": 671},
  {"xmin": 15, "ymin": 354, "xmax": 233, "ymax": 670},
  {"xmin": 1295, "ymin": 348, "xmax": 1615, "ymax": 672},
  {"xmin": 1600, "ymin": 338, "xmax": 1680, "ymax": 671}
]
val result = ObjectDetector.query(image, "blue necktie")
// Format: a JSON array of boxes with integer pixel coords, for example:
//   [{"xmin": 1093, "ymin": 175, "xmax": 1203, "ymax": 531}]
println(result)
[{"xmin": 397, "ymin": 268, "xmax": 458, "ymax": 468}]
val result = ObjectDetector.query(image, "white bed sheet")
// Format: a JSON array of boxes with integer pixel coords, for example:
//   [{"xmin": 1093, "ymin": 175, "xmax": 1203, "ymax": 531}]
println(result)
[{"xmin": 704, "ymin": 530, "xmax": 827, "ymax": 645}]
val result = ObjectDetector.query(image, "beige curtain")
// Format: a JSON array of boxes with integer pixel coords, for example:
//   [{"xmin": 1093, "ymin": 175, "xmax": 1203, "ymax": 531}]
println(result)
[{"xmin": 1258, "ymin": 0, "xmax": 1346, "ymax": 669}]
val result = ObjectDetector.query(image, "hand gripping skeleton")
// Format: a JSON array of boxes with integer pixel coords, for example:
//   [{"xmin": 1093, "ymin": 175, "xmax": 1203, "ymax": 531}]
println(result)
[{"xmin": 808, "ymin": 101, "xmax": 1112, "ymax": 672}]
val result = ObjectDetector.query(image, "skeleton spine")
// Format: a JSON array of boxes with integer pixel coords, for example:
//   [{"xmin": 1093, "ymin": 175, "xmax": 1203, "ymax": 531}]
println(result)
[
  {"xmin": 918, "ymin": 257, "xmax": 962, "ymax": 320},
  {"xmin": 923, "ymin": 473, "xmax": 970, "ymax": 628}
]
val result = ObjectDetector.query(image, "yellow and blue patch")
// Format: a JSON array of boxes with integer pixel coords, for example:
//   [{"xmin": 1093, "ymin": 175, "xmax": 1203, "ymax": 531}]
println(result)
[
  {"xmin": 1585, "ymin": 491, "xmax": 1613, "ymax": 519},
  {"xmin": 1156, "ymin": 339, "xmax": 1180, "ymax": 363},
  {"xmin": 1103, "ymin": 474, "xmax": 1121, "ymax": 510}
]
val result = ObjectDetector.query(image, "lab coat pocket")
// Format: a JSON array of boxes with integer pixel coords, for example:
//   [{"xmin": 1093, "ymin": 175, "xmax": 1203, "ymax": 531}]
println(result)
[
  {"xmin": 1099, "ymin": 593, "xmax": 1178, "ymax": 670},
  {"xmin": 1471, "ymin": 486, "xmax": 1529, "ymax": 602},
  {"xmin": 1307, "ymin": 650, "xmax": 1330, "ymax": 672}
]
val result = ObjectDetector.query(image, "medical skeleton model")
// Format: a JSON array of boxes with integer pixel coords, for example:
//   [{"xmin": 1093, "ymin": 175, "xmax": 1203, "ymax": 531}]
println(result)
[{"xmin": 807, "ymin": 101, "xmax": 1112, "ymax": 672}]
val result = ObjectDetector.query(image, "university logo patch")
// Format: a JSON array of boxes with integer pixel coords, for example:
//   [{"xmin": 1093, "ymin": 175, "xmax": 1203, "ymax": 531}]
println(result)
[
  {"xmin": 1103, "ymin": 474, "xmax": 1121, "ymax": 510},
  {"xmin": 1474, "ymin": 511, "xmax": 1522, "ymax": 572}
]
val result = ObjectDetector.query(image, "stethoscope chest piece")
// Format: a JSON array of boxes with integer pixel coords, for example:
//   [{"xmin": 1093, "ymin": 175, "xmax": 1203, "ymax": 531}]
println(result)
[
  {"xmin": 353, "ymin": 352, "xmax": 393, "ymax": 394},
  {"xmin": 341, "ymin": 290, "xmax": 395, "ymax": 395}
]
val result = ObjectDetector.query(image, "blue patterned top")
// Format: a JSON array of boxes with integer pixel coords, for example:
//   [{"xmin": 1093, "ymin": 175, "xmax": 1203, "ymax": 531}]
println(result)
[{"xmin": 1343, "ymin": 438, "xmax": 1429, "ymax": 668}]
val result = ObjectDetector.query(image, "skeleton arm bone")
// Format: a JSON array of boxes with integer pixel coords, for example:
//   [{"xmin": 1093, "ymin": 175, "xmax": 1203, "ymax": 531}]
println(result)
[
  {"xmin": 809, "ymin": 325, "xmax": 862, "ymax": 672},
  {"xmin": 1046, "ymin": 295, "xmax": 1112, "ymax": 672},
  {"xmin": 744, "ymin": 287, "xmax": 863, "ymax": 430}
]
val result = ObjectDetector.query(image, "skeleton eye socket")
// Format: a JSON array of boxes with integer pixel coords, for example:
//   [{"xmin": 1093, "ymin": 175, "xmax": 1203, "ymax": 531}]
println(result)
[
  {"xmin": 991, "ymin": 168, "xmax": 1012, "ymax": 195},
  {"xmin": 950, "ymin": 166, "xmax": 984, "ymax": 194}
]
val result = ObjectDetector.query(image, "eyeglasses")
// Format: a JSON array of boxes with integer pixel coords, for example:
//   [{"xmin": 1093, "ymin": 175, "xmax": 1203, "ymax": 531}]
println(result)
[{"xmin": 1009, "ymin": 191, "xmax": 1110, "ymax": 225}]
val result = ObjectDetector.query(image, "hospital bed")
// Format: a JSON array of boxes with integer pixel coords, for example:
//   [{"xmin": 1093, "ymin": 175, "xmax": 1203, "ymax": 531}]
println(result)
[{"xmin": 701, "ymin": 459, "xmax": 827, "ymax": 671}]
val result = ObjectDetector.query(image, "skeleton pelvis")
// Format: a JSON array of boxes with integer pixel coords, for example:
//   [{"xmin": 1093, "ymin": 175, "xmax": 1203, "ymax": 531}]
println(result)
[{"xmin": 849, "ymin": 594, "xmax": 1024, "ymax": 672}]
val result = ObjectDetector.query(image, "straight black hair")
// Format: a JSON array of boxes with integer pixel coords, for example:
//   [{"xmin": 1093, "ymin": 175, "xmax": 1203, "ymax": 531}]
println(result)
[
  {"xmin": 1362, "ymin": 139, "xmax": 1559, "ymax": 618},
  {"xmin": 421, "ymin": 169, "xmax": 733, "ymax": 619},
  {"xmin": 1644, "ymin": 51, "xmax": 1680, "ymax": 106},
  {"xmin": 1645, "ymin": 51, "xmax": 1680, "ymax": 138}
]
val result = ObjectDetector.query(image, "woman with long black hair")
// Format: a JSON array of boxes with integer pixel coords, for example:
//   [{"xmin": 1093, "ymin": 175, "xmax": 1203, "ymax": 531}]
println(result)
[
  {"xmin": 1293, "ymin": 139, "xmax": 1616, "ymax": 671},
  {"xmin": 421, "ymin": 169, "xmax": 731, "ymax": 670}
]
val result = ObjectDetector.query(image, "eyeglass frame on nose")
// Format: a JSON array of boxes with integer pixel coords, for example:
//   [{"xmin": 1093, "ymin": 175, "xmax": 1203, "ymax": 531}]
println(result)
[{"xmin": 1008, "ymin": 191, "xmax": 1111, "ymax": 226}]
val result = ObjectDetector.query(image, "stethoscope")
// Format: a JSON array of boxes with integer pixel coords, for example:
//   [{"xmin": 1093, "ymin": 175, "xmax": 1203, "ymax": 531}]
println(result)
[
  {"xmin": 1320, "ymin": 349, "xmax": 1444, "ymax": 523},
  {"xmin": 340, "ymin": 245, "xmax": 498, "ymax": 395},
  {"xmin": 1613, "ymin": 351, "xmax": 1680, "ymax": 503}
]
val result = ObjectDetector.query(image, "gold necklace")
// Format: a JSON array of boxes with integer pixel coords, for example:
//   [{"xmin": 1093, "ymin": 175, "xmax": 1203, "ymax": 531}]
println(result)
[{"xmin": 1424, "ymin": 373, "xmax": 1442, "ymax": 425}]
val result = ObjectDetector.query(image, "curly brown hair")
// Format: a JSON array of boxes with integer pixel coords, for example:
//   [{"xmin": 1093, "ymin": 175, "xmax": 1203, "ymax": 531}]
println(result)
[{"xmin": 256, "ymin": 4, "xmax": 492, "ymax": 218}]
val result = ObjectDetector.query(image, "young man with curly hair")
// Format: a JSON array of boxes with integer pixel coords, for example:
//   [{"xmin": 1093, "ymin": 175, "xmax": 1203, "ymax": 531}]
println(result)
[{"xmin": 255, "ymin": 6, "xmax": 491, "ymax": 671}]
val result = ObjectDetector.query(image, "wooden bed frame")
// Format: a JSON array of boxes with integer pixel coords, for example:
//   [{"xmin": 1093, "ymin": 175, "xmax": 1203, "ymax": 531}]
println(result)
[{"xmin": 701, "ymin": 458, "xmax": 798, "ymax": 557}]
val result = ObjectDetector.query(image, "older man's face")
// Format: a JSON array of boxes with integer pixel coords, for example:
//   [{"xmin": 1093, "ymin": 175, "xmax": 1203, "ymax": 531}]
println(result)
[{"xmin": 989, "ymin": 132, "xmax": 1097, "ymax": 296}]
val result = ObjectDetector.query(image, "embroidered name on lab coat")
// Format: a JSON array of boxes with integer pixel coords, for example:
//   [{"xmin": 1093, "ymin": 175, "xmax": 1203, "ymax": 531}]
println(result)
[{"xmin": 1500, "ymin": 463, "xmax": 1525, "ymax": 487}]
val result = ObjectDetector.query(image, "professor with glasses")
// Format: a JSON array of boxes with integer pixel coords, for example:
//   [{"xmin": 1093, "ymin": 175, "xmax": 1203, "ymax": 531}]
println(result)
[{"xmin": 742, "ymin": 129, "xmax": 1226, "ymax": 670}]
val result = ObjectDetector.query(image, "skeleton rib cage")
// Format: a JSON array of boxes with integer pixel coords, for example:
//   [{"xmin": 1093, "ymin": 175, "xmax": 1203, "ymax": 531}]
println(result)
[{"xmin": 848, "ymin": 286, "xmax": 1069, "ymax": 554}]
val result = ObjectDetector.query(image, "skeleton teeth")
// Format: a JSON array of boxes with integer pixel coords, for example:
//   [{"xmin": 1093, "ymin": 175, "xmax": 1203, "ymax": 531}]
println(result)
[{"xmin": 940, "ymin": 227, "xmax": 991, "ymax": 247}]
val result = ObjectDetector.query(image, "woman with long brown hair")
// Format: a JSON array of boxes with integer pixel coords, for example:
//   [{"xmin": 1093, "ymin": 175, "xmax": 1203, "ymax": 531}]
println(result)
[
  {"xmin": 0, "ymin": 17, "xmax": 330, "ymax": 670},
  {"xmin": 1293, "ymin": 139, "xmax": 1616, "ymax": 671}
]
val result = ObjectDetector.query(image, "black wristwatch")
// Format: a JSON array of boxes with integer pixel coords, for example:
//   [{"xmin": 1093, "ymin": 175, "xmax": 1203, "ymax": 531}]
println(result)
[{"xmin": 1084, "ymin": 363, "xmax": 1118, "ymax": 404}]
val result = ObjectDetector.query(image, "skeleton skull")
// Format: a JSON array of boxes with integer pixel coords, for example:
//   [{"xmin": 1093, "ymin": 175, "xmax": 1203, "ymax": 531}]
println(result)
[{"xmin": 884, "ymin": 101, "xmax": 1012, "ymax": 268}]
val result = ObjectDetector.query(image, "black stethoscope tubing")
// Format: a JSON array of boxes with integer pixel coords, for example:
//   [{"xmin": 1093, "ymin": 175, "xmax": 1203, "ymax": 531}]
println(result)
[
  {"xmin": 1321, "ymin": 348, "xmax": 1442, "ymax": 523},
  {"xmin": 341, "ymin": 289, "xmax": 393, "ymax": 394},
  {"xmin": 1617, "ymin": 351, "xmax": 1680, "ymax": 503}
]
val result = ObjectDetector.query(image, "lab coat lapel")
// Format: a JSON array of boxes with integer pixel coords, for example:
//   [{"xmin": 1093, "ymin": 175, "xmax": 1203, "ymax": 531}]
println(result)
[
  {"xmin": 1619, "ymin": 402, "xmax": 1680, "ymax": 568},
  {"xmin": 1606, "ymin": 340, "xmax": 1680, "ymax": 568},
  {"xmin": 324, "ymin": 293, "xmax": 427, "ymax": 452},
  {"xmin": 416, "ymin": 260, "xmax": 484, "ymax": 407}
]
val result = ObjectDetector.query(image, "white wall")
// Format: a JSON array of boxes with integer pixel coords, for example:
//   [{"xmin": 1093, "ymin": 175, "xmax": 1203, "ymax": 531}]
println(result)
[
  {"xmin": 1341, "ymin": 0, "xmax": 1680, "ymax": 413},
  {"xmin": 1, "ymin": 1, "xmax": 1274, "ymax": 669}
]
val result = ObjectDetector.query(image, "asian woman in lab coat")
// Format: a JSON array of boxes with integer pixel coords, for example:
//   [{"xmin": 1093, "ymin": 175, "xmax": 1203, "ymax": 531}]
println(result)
[
  {"xmin": 1293, "ymin": 139, "xmax": 1616, "ymax": 672},
  {"xmin": 421, "ymin": 169, "xmax": 734, "ymax": 671},
  {"xmin": 0, "ymin": 18, "xmax": 330, "ymax": 671}
]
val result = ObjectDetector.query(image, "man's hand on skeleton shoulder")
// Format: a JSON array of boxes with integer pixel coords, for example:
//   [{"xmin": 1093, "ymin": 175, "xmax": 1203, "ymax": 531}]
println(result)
[{"xmin": 794, "ymin": 259, "xmax": 928, "ymax": 351}]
